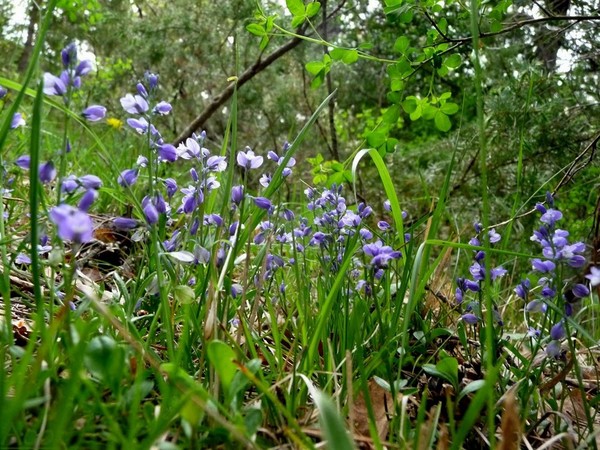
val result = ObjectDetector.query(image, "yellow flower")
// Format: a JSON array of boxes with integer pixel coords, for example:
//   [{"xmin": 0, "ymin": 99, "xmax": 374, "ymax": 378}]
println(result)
[{"xmin": 106, "ymin": 117, "xmax": 123, "ymax": 130}]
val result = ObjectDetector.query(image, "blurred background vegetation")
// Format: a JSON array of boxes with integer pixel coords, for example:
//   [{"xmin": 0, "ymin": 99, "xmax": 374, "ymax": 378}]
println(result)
[{"xmin": 1, "ymin": 0, "xmax": 599, "ymax": 243}]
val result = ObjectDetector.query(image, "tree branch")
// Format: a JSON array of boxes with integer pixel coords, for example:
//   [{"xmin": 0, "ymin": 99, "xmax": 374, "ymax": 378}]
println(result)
[{"xmin": 174, "ymin": 35, "xmax": 304, "ymax": 145}]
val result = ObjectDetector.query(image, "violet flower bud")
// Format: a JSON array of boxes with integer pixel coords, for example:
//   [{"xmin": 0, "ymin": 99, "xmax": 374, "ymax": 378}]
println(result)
[
  {"xmin": 78, "ymin": 189, "xmax": 98, "ymax": 211},
  {"xmin": 10, "ymin": 113, "xmax": 25, "ymax": 129},
  {"xmin": 113, "ymin": 217, "xmax": 138, "ymax": 230},
  {"xmin": 39, "ymin": 161, "xmax": 57, "ymax": 184},
  {"xmin": 158, "ymin": 143, "xmax": 177, "ymax": 162},
  {"xmin": 82, "ymin": 105, "xmax": 106, "ymax": 122},
  {"xmin": 118, "ymin": 168, "xmax": 138, "ymax": 187},
  {"xmin": 15, "ymin": 155, "xmax": 30, "ymax": 169},
  {"xmin": 79, "ymin": 174, "xmax": 102, "ymax": 190},
  {"xmin": 231, "ymin": 185, "xmax": 244, "ymax": 205}
]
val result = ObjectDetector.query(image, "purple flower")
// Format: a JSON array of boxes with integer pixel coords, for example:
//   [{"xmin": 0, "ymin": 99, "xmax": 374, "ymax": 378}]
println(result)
[
  {"xmin": 231, "ymin": 284, "xmax": 243, "ymax": 298},
  {"xmin": 204, "ymin": 214, "xmax": 223, "ymax": 227},
  {"xmin": 158, "ymin": 144, "xmax": 177, "ymax": 162},
  {"xmin": 82, "ymin": 105, "xmax": 106, "ymax": 122},
  {"xmin": 164, "ymin": 178, "xmax": 177, "ymax": 199},
  {"xmin": 490, "ymin": 266, "xmax": 507, "ymax": 280},
  {"xmin": 363, "ymin": 240, "xmax": 401, "ymax": 268},
  {"xmin": 359, "ymin": 228, "xmax": 373, "ymax": 240},
  {"xmin": 254, "ymin": 197, "xmax": 272, "ymax": 211},
  {"xmin": 236, "ymin": 147, "xmax": 263, "ymax": 169},
  {"xmin": 586, "ymin": 267, "xmax": 600, "ymax": 287},
  {"xmin": 190, "ymin": 218, "xmax": 200, "ymax": 235},
  {"xmin": 15, "ymin": 253, "xmax": 32, "ymax": 265},
  {"xmin": 153, "ymin": 101, "xmax": 172, "ymax": 115},
  {"xmin": 75, "ymin": 60, "xmax": 93, "ymax": 77},
  {"xmin": 142, "ymin": 198, "xmax": 159, "ymax": 225},
  {"xmin": 163, "ymin": 230, "xmax": 179, "ymax": 252},
  {"xmin": 118, "ymin": 168, "xmax": 139, "ymax": 187},
  {"xmin": 526, "ymin": 300, "xmax": 547, "ymax": 313},
  {"xmin": 527, "ymin": 327, "xmax": 541, "ymax": 338},
  {"xmin": 572, "ymin": 284, "xmax": 590, "ymax": 298},
  {"xmin": 535, "ymin": 202, "xmax": 547, "ymax": 214},
  {"xmin": 568, "ymin": 255, "xmax": 586, "ymax": 268},
  {"xmin": 15, "ymin": 155, "xmax": 30, "ymax": 169},
  {"xmin": 488, "ymin": 228, "xmax": 501, "ymax": 243},
  {"xmin": 377, "ymin": 221, "xmax": 391, "ymax": 231},
  {"xmin": 461, "ymin": 313, "xmax": 479, "ymax": 325},
  {"xmin": 546, "ymin": 340, "xmax": 561, "ymax": 358},
  {"xmin": 62, "ymin": 175, "xmax": 79, "ymax": 193},
  {"xmin": 113, "ymin": 217, "xmax": 138, "ymax": 230},
  {"xmin": 79, "ymin": 174, "xmax": 102, "ymax": 190},
  {"xmin": 78, "ymin": 189, "xmax": 98, "ymax": 211},
  {"xmin": 0, "ymin": 85, "xmax": 7, "ymax": 99},
  {"xmin": 310, "ymin": 231, "xmax": 328, "ymax": 246},
  {"xmin": 50, "ymin": 204, "xmax": 94, "ymax": 243},
  {"xmin": 136, "ymin": 83, "xmax": 148, "ymax": 97},
  {"xmin": 126, "ymin": 117, "xmax": 149, "ymax": 134},
  {"xmin": 43, "ymin": 73, "xmax": 67, "ymax": 96},
  {"xmin": 259, "ymin": 173, "xmax": 271, "ymax": 187},
  {"xmin": 10, "ymin": 113, "xmax": 25, "ymax": 129},
  {"xmin": 61, "ymin": 43, "xmax": 77, "ymax": 67},
  {"xmin": 120, "ymin": 94, "xmax": 149, "ymax": 114},
  {"xmin": 550, "ymin": 322, "xmax": 565, "ymax": 340},
  {"xmin": 39, "ymin": 161, "xmax": 57, "ymax": 184},
  {"xmin": 145, "ymin": 72, "xmax": 159, "ymax": 89},
  {"xmin": 383, "ymin": 199, "xmax": 391, "ymax": 211},
  {"xmin": 531, "ymin": 259, "xmax": 555, "ymax": 273},
  {"xmin": 206, "ymin": 156, "xmax": 227, "ymax": 172},
  {"xmin": 514, "ymin": 279, "xmax": 530, "ymax": 300},
  {"xmin": 540, "ymin": 209, "xmax": 563, "ymax": 227},
  {"xmin": 469, "ymin": 262, "xmax": 485, "ymax": 281}
]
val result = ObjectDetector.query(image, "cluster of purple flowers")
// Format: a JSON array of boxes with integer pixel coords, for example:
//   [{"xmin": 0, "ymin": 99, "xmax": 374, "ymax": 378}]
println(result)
[
  {"xmin": 517, "ymin": 193, "xmax": 591, "ymax": 358},
  {"xmin": 43, "ymin": 43, "xmax": 106, "ymax": 122},
  {"xmin": 455, "ymin": 223, "xmax": 507, "ymax": 326}
]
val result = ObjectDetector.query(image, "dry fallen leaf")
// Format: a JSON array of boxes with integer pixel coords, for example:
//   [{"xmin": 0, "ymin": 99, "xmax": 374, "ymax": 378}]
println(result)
[
  {"xmin": 353, "ymin": 379, "xmax": 391, "ymax": 442},
  {"xmin": 498, "ymin": 390, "xmax": 521, "ymax": 450}
]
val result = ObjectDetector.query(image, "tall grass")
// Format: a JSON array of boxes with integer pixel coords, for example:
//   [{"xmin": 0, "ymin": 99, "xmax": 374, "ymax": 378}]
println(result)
[{"xmin": 0, "ymin": 3, "xmax": 598, "ymax": 449}]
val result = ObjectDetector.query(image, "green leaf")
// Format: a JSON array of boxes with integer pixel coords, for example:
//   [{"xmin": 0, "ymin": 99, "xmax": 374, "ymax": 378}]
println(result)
[
  {"xmin": 246, "ymin": 23, "xmax": 265, "ymax": 36},
  {"xmin": 286, "ymin": 0, "xmax": 305, "ymax": 16},
  {"xmin": 329, "ymin": 48, "xmax": 348, "ymax": 61},
  {"xmin": 291, "ymin": 15, "xmax": 306, "ymax": 27},
  {"xmin": 458, "ymin": 379, "xmax": 486, "ymax": 401},
  {"xmin": 401, "ymin": 97, "xmax": 418, "ymax": 114},
  {"xmin": 259, "ymin": 35, "xmax": 269, "ymax": 50},
  {"xmin": 444, "ymin": 53, "xmax": 462, "ymax": 69},
  {"xmin": 314, "ymin": 390, "xmax": 357, "ymax": 450},
  {"xmin": 422, "ymin": 102, "xmax": 437, "ymax": 120},
  {"xmin": 436, "ymin": 357, "xmax": 459, "ymax": 388},
  {"xmin": 166, "ymin": 251, "xmax": 195, "ymax": 263},
  {"xmin": 385, "ymin": 137, "xmax": 399, "ymax": 153},
  {"xmin": 394, "ymin": 36, "xmax": 410, "ymax": 54},
  {"xmin": 84, "ymin": 336, "xmax": 124, "ymax": 385},
  {"xmin": 305, "ymin": 61, "xmax": 324, "ymax": 75},
  {"xmin": 311, "ymin": 73, "xmax": 325, "ymax": 89},
  {"xmin": 440, "ymin": 102, "xmax": 459, "ymax": 115},
  {"xmin": 490, "ymin": 19, "xmax": 502, "ymax": 33},
  {"xmin": 342, "ymin": 49, "xmax": 358, "ymax": 64},
  {"xmin": 366, "ymin": 131, "xmax": 386, "ymax": 148},
  {"xmin": 399, "ymin": 9, "xmax": 413, "ymax": 23},
  {"xmin": 434, "ymin": 111, "xmax": 452, "ymax": 131},
  {"xmin": 207, "ymin": 341, "xmax": 238, "ymax": 394},
  {"xmin": 173, "ymin": 285, "xmax": 196, "ymax": 304},
  {"xmin": 306, "ymin": 1, "xmax": 321, "ymax": 17},
  {"xmin": 382, "ymin": 105, "xmax": 400, "ymax": 124}
]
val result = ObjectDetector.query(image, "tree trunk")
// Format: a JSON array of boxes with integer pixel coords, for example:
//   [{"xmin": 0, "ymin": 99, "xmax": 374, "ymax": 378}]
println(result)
[{"xmin": 17, "ymin": 1, "xmax": 40, "ymax": 73}]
